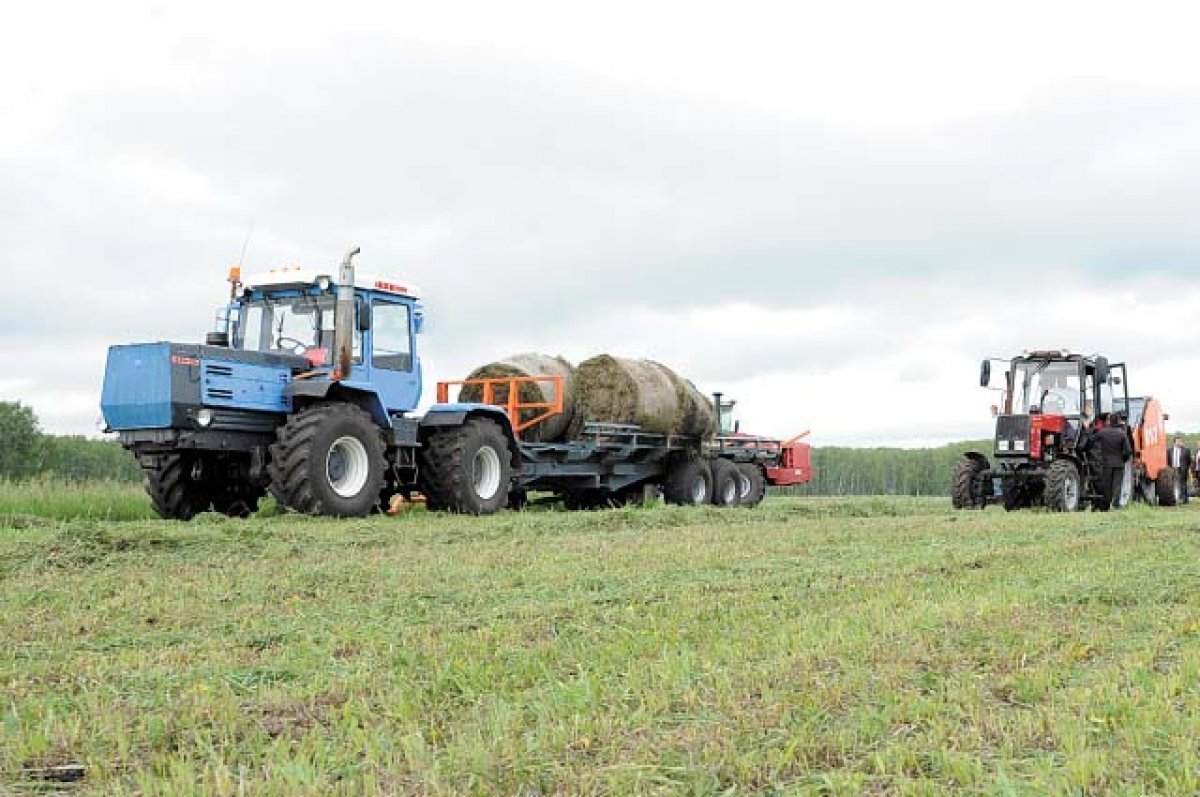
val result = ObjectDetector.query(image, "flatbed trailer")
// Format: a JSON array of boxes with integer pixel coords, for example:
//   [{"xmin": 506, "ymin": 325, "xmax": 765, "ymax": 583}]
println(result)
[{"xmin": 439, "ymin": 375, "xmax": 813, "ymax": 510}]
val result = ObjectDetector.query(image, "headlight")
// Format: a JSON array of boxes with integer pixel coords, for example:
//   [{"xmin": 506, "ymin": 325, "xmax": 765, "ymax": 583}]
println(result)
[
  {"xmin": 316, "ymin": 276, "xmax": 332, "ymax": 291},
  {"xmin": 196, "ymin": 409, "xmax": 214, "ymax": 427},
  {"xmin": 1014, "ymin": 439, "xmax": 1026, "ymax": 452},
  {"xmin": 999, "ymin": 440, "xmax": 1010, "ymax": 451}
]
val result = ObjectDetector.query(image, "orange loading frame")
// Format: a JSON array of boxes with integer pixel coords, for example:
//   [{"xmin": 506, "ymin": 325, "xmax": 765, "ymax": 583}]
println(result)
[{"xmin": 437, "ymin": 375, "xmax": 565, "ymax": 439}]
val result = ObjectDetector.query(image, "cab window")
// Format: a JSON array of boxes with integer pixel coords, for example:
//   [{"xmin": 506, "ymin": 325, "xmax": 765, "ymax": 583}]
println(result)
[{"xmin": 372, "ymin": 301, "xmax": 412, "ymax": 371}]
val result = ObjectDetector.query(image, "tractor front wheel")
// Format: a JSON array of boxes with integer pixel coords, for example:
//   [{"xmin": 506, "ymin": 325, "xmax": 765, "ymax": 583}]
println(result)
[
  {"xmin": 419, "ymin": 418, "xmax": 513, "ymax": 515},
  {"xmin": 269, "ymin": 403, "xmax": 387, "ymax": 517},
  {"xmin": 1044, "ymin": 460, "xmax": 1082, "ymax": 512},
  {"xmin": 140, "ymin": 452, "xmax": 210, "ymax": 521},
  {"xmin": 951, "ymin": 457, "xmax": 986, "ymax": 510}
]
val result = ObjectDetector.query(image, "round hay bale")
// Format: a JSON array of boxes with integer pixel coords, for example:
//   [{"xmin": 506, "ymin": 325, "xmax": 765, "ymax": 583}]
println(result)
[
  {"xmin": 573, "ymin": 355, "xmax": 716, "ymax": 438},
  {"xmin": 459, "ymin": 353, "xmax": 575, "ymax": 441}
]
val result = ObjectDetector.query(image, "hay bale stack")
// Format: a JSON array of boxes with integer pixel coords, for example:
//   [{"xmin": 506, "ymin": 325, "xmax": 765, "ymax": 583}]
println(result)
[
  {"xmin": 459, "ymin": 353, "xmax": 575, "ymax": 441},
  {"xmin": 573, "ymin": 355, "xmax": 717, "ymax": 438}
]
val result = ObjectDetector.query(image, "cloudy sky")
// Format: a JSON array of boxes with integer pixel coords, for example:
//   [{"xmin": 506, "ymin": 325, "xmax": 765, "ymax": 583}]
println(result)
[{"xmin": 4, "ymin": 0, "xmax": 1200, "ymax": 446}]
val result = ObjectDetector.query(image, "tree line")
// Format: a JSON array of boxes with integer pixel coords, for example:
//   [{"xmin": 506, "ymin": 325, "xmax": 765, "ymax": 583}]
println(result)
[{"xmin": 0, "ymin": 402, "xmax": 141, "ymax": 482}]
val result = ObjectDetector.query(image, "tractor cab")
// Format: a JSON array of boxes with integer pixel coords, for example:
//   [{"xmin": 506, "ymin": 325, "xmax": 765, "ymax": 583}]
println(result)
[
  {"xmin": 982, "ymin": 350, "xmax": 1127, "ymax": 460},
  {"xmin": 220, "ymin": 265, "xmax": 427, "ymax": 416}
]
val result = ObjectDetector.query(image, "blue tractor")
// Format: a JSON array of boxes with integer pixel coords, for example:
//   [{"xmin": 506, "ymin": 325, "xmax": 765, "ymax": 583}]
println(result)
[{"xmin": 101, "ymin": 247, "xmax": 520, "ymax": 519}]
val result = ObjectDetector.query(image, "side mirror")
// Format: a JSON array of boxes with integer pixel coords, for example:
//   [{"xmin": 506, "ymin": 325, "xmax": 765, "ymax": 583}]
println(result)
[
  {"xmin": 357, "ymin": 301, "xmax": 372, "ymax": 331},
  {"xmin": 1095, "ymin": 356, "xmax": 1109, "ymax": 383},
  {"xmin": 980, "ymin": 360, "xmax": 991, "ymax": 388}
]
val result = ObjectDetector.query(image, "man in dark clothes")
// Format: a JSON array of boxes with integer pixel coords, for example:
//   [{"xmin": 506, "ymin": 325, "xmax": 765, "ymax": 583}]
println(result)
[
  {"xmin": 1168, "ymin": 435, "xmax": 1192, "ymax": 504},
  {"xmin": 1087, "ymin": 413, "xmax": 1132, "ymax": 511}
]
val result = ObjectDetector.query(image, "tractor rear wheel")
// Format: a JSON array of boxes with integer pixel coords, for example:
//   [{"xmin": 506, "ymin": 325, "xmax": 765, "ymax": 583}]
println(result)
[
  {"xmin": 140, "ymin": 452, "xmax": 211, "ymax": 520},
  {"xmin": 710, "ymin": 459, "xmax": 741, "ymax": 507},
  {"xmin": 1156, "ymin": 467, "xmax": 1181, "ymax": 507},
  {"xmin": 269, "ymin": 403, "xmax": 387, "ymax": 517},
  {"xmin": 1044, "ymin": 460, "xmax": 1082, "ymax": 512},
  {"xmin": 951, "ymin": 457, "xmax": 986, "ymax": 509},
  {"xmin": 736, "ymin": 463, "xmax": 767, "ymax": 508},
  {"xmin": 418, "ymin": 418, "xmax": 513, "ymax": 515},
  {"xmin": 663, "ymin": 459, "xmax": 712, "ymax": 506}
]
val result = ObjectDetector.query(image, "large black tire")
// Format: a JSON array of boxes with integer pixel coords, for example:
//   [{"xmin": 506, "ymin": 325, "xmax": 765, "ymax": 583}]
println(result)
[
  {"xmin": 1044, "ymin": 459, "xmax": 1083, "ymax": 512},
  {"xmin": 1156, "ymin": 467, "xmax": 1181, "ymax": 507},
  {"xmin": 663, "ymin": 459, "xmax": 712, "ymax": 506},
  {"xmin": 736, "ymin": 463, "xmax": 767, "ymax": 508},
  {"xmin": 710, "ymin": 459, "xmax": 741, "ymax": 507},
  {"xmin": 269, "ymin": 403, "xmax": 387, "ymax": 517},
  {"xmin": 140, "ymin": 452, "xmax": 211, "ymax": 521},
  {"xmin": 418, "ymin": 418, "xmax": 513, "ymax": 515},
  {"xmin": 951, "ymin": 457, "xmax": 986, "ymax": 510}
]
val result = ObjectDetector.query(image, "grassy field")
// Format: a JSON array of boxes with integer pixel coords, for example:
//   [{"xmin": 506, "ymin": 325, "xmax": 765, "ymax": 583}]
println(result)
[{"xmin": 3, "ymin": 490, "xmax": 1200, "ymax": 795}]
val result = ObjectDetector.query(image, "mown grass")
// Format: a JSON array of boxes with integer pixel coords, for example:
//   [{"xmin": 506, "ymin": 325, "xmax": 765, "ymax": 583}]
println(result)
[{"xmin": 3, "ymin": 496, "xmax": 1200, "ymax": 794}]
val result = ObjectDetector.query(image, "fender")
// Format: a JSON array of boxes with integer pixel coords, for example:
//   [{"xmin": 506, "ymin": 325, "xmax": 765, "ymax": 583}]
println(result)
[
  {"xmin": 421, "ymin": 403, "xmax": 518, "ymax": 463},
  {"xmin": 963, "ymin": 451, "xmax": 991, "ymax": 469},
  {"xmin": 285, "ymin": 381, "xmax": 390, "ymax": 428}
]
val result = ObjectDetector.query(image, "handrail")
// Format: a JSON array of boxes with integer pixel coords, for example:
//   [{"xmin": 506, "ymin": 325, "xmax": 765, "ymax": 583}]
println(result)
[{"xmin": 436, "ymin": 374, "xmax": 565, "ymax": 439}]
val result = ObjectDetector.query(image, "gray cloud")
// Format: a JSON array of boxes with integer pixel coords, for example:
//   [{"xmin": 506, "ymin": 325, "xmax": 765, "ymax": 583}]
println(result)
[{"xmin": 5, "ymin": 37, "xmax": 1200, "ymax": 441}]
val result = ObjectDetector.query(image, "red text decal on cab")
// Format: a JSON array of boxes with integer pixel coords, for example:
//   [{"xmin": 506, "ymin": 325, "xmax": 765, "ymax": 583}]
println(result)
[
  {"xmin": 171, "ymin": 354, "xmax": 200, "ymax": 367},
  {"xmin": 374, "ymin": 280, "xmax": 408, "ymax": 294}
]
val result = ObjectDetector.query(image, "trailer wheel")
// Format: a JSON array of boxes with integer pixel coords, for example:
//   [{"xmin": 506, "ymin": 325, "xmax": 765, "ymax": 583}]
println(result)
[
  {"xmin": 140, "ymin": 452, "xmax": 211, "ymax": 520},
  {"xmin": 735, "ymin": 463, "xmax": 767, "ymax": 508},
  {"xmin": 269, "ymin": 402, "xmax": 386, "ymax": 517},
  {"xmin": 1156, "ymin": 467, "xmax": 1181, "ymax": 507},
  {"xmin": 951, "ymin": 457, "xmax": 986, "ymax": 509},
  {"xmin": 1044, "ymin": 460, "xmax": 1082, "ymax": 512},
  {"xmin": 419, "ymin": 418, "xmax": 513, "ymax": 515},
  {"xmin": 664, "ymin": 459, "xmax": 711, "ymax": 506},
  {"xmin": 710, "ymin": 459, "xmax": 741, "ymax": 507}
]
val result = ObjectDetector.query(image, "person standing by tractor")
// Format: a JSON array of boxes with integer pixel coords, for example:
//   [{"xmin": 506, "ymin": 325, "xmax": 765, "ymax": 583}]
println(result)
[
  {"xmin": 1169, "ymin": 436, "xmax": 1192, "ymax": 504},
  {"xmin": 1088, "ymin": 413, "xmax": 1132, "ymax": 511}
]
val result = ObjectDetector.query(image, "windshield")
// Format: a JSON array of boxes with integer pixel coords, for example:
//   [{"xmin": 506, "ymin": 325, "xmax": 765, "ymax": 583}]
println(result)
[
  {"xmin": 1012, "ymin": 360, "xmax": 1084, "ymax": 416},
  {"xmin": 236, "ymin": 294, "xmax": 358, "ymax": 363}
]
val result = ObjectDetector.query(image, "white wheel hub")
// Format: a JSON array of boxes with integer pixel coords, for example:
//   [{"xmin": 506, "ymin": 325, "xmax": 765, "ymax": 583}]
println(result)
[
  {"xmin": 473, "ymin": 446, "xmax": 503, "ymax": 500},
  {"xmin": 1063, "ymin": 471, "xmax": 1080, "ymax": 511},
  {"xmin": 691, "ymin": 475, "xmax": 707, "ymax": 504},
  {"xmin": 736, "ymin": 471, "xmax": 751, "ymax": 500},
  {"xmin": 326, "ymin": 436, "xmax": 370, "ymax": 498}
]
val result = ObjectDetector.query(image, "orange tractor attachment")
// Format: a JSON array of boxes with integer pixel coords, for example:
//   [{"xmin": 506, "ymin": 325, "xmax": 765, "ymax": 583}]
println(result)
[{"xmin": 437, "ymin": 375, "xmax": 564, "ymax": 439}]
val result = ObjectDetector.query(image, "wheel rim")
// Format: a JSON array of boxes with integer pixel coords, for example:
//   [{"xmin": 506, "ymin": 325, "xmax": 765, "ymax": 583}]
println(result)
[
  {"xmin": 690, "ymin": 475, "xmax": 707, "ymax": 504},
  {"xmin": 1118, "ymin": 463, "xmax": 1134, "ymax": 508},
  {"xmin": 720, "ymin": 479, "xmax": 736, "ymax": 505},
  {"xmin": 326, "ymin": 436, "xmax": 370, "ymax": 498},
  {"xmin": 473, "ymin": 446, "xmax": 503, "ymax": 500},
  {"xmin": 736, "ymin": 471, "xmax": 751, "ymax": 500},
  {"xmin": 1063, "ymin": 471, "xmax": 1080, "ymax": 510}
]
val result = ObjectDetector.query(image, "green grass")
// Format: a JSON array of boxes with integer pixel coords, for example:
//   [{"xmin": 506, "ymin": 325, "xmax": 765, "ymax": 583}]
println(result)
[
  {"xmin": 0, "ymin": 478, "xmax": 154, "ymax": 522},
  {"xmin": 3, "ymin": 495, "xmax": 1200, "ymax": 794}
]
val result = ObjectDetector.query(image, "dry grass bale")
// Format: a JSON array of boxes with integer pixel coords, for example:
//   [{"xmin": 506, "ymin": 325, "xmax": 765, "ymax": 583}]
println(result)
[
  {"xmin": 573, "ymin": 355, "xmax": 716, "ymax": 438},
  {"xmin": 458, "ymin": 353, "xmax": 575, "ymax": 441}
]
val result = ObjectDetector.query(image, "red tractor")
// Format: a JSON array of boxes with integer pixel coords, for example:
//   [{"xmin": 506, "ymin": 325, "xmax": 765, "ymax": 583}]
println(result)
[{"xmin": 953, "ymin": 350, "xmax": 1180, "ymax": 511}]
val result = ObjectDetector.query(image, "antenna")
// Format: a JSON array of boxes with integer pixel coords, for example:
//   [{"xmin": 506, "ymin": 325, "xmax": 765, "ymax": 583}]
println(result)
[{"xmin": 237, "ymin": 219, "xmax": 256, "ymax": 268}]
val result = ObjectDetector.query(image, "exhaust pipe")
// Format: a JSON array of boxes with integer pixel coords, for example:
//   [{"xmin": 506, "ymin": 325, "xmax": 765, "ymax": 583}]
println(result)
[{"xmin": 333, "ymin": 245, "xmax": 360, "ymax": 381}]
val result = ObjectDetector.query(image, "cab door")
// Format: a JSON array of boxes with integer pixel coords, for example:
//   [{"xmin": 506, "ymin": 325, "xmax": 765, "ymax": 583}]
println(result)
[{"xmin": 367, "ymin": 297, "xmax": 421, "ymax": 412}]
